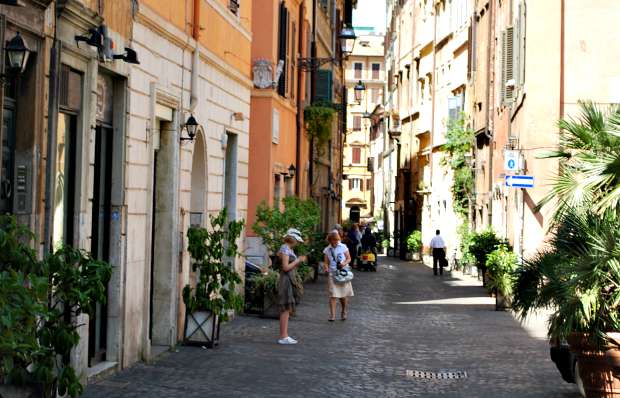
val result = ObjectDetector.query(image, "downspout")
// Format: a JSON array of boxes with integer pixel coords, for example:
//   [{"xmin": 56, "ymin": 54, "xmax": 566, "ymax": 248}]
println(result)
[
  {"xmin": 189, "ymin": 0, "xmax": 200, "ymax": 113},
  {"xmin": 44, "ymin": 3, "xmax": 62, "ymax": 254},
  {"xmin": 486, "ymin": 0, "xmax": 494, "ymax": 228},
  {"xmin": 560, "ymin": 0, "xmax": 565, "ymax": 119},
  {"xmin": 295, "ymin": 4, "xmax": 305, "ymax": 196},
  {"xmin": 308, "ymin": 0, "xmax": 317, "ymax": 199}
]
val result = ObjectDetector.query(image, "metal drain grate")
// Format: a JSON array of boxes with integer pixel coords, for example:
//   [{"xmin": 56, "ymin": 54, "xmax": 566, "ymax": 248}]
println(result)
[{"xmin": 406, "ymin": 370, "xmax": 468, "ymax": 380}]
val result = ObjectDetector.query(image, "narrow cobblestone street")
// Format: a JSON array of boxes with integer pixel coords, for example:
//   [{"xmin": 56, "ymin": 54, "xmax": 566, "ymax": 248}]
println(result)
[{"xmin": 85, "ymin": 258, "xmax": 579, "ymax": 398}]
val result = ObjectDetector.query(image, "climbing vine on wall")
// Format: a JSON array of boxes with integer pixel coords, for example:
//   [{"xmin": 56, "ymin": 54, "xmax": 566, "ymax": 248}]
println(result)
[{"xmin": 441, "ymin": 113, "xmax": 475, "ymax": 217}]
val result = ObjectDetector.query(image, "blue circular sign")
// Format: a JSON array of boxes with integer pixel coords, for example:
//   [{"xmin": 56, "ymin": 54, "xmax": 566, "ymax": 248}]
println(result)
[{"xmin": 508, "ymin": 159, "xmax": 516, "ymax": 169}]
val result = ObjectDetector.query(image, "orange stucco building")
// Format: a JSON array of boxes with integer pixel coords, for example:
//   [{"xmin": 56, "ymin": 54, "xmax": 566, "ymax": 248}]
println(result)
[{"xmin": 246, "ymin": 0, "xmax": 312, "ymax": 262}]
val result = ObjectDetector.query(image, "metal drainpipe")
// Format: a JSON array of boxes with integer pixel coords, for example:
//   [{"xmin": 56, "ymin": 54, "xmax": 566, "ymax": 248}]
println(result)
[
  {"xmin": 308, "ymin": 0, "xmax": 317, "ymax": 200},
  {"xmin": 295, "ymin": 4, "xmax": 304, "ymax": 196},
  {"xmin": 189, "ymin": 0, "xmax": 200, "ymax": 113},
  {"xmin": 485, "ymin": 0, "xmax": 494, "ymax": 228},
  {"xmin": 44, "ymin": 3, "xmax": 62, "ymax": 255}
]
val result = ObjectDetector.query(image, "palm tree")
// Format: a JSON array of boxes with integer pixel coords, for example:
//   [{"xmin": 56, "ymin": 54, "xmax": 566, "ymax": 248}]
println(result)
[
  {"xmin": 512, "ymin": 206, "xmax": 620, "ymax": 349},
  {"xmin": 538, "ymin": 101, "xmax": 620, "ymax": 216}
]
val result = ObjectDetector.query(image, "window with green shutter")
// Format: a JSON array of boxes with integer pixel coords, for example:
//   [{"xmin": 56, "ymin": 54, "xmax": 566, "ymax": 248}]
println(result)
[{"xmin": 315, "ymin": 69, "xmax": 333, "ymax": 103}]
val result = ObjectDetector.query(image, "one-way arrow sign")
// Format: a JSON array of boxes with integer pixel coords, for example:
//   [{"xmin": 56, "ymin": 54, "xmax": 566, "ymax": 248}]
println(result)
[{"xmin": 505, "ymin": 175, "xmax": 534, "ymax": 188}]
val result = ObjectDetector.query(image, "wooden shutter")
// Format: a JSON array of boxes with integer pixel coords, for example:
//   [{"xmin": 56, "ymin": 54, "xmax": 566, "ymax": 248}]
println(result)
[
  {"xmin": 353, "ymin": 115, "xmax": 361, "ymax": 131},
  {"xmin": 349, "ymin": 179, "xmax": 353, "ymax": 190},
  {"xmin": 291, "ymin": 21, "xmax": 296, "ymax": 100},
  {"xmin": 277, "ymin": 2, "xmax": 288, "ymax": 97},
  {"xmin": 352, "ymin": 147, "xmax": 361, "ymax": 164},
  {"xmin": 367, "ymin": 178, "xmax": 372, "ymax": 191},
  {"xmin": 501, "ymin": 27, "xmax": 515, "ymax": 103},
  {"xmin": 315, "ymin": 69, "xmax": 333, "ymax": 103}
]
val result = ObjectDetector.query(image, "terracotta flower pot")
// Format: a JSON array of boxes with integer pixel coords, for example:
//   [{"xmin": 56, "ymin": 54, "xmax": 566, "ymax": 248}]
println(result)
[
  {"xmin": 567, "ymin": 333, "xmax": 620, "ymax": 397},
  {"xmin": 606, "ymin": 333, "xmax": 620, "ymax": 372}
]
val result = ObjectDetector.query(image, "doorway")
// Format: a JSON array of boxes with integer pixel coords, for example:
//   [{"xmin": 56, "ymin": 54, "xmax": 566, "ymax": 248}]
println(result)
[
  {"xmin": 224, "ymin": 132, "xmax": 237, "ymax": 219},
  {"xmin": 349, "ymin": 206, "xmax": 361, "ymax": 223},
  {"xmin": 88, "ymin": 124, "xmax": 113, "ymax": 365},
  {"xmin": 149, "ymin": 117, "xmax": 179, "ymax": 348},
  {"xmin": 0, "ymin": 100, "xmax": 15, "ymax": 214}
]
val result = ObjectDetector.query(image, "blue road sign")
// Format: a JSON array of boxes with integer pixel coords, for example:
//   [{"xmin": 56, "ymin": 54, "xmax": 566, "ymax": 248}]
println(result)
[
  {"xmin": 505, "ymin": 175, "xmax": 534, "ymax": 188},
  {"xmin": 507, "ymin": 159, "xmax": 516, "ymax": 169}
]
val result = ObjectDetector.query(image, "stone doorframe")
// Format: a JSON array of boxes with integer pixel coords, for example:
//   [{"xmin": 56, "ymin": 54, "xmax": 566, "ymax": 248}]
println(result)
[{"xmin": 143, "ymin": 83, "xmax": 181, "ymax": 358}]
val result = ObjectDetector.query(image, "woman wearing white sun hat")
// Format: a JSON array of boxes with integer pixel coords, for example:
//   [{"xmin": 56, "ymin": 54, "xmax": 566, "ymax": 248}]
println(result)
[{"xmin": 276, "ymin": 228, "xmax": 307, "ymax": 345}]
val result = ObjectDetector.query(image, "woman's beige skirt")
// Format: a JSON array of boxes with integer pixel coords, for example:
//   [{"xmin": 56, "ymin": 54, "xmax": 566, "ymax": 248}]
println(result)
[{"xmin": 328, "ymin": 276, "xmax": 354, "ymax": 298}]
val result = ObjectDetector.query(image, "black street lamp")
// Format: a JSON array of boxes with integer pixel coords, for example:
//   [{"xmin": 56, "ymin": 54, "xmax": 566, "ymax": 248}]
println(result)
[
  {"xmin": 6, "ymin": 32, "xmax": 30, "ymax": 74},
  {"xmin": 299, "ymin": 26, "xmax": 357, "ymax": 71},
  {"xmin": 338, "ymin": 26, "xmax": 357, "ymax": 58},
  {"xmin": 288, "ymin": 164, "xmax": 296, "ymax": 178},
  {"xmin": 180, "ymin": 114, "xmax": 199, "ymax": 142},
  {"xmin": 353, "ymin": 80, "xmax": 366, "ymax": 103}
]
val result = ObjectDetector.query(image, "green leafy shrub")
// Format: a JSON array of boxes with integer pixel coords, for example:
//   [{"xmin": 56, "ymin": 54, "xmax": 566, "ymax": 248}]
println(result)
[
  {"xmin": 252, "ymin": 197, "xmax": 321, "ymax": 259},
  {"xmin": 441, "ymin": 114, "xmax": 475, "ymax": 216},
  {"xmin": 183, "ymin": 208, "xmax": 244, "ymax": 322},
  {"xmin": 250, "ymin": 270, "xmax": 279, "ymax": 298},
  {"xmin": 406, "ymin": 230, "xmax": 422, "ymax": 253},
  {"xmin": 304, "ymin": 104, "xmax": 335, "ymax": 147},
  {"xmin": 469, "ymin": 228, "xmax": 503, "ymax": 270},
  {"xmin": 0, "ymin": 216, "xmax": 112, "ymax": 397},
  {"xmin": 486, "ymin": 244, "xmax": 518, "ymax": 296}
]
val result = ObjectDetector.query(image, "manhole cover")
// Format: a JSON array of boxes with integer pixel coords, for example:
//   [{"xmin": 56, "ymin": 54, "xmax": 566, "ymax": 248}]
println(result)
[{"xmin": 406, "ymin": 370, "xmax": 468, "ymax": 380}]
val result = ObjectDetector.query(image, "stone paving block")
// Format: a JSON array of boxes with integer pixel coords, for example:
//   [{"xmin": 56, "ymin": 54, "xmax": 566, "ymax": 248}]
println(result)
[{"xmin": 84, "ymin": 258, "xmax": 580, "ymax": 398}]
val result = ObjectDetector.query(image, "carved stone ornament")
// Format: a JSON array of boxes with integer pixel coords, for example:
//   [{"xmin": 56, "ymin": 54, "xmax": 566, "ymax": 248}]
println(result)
[{"xmin": 253, "ymin": 59, "xmax": 274, "ymax": 89}]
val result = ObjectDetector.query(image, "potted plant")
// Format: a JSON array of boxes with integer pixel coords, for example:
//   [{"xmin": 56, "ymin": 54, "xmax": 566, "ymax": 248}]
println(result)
[
  {"xmin": 468, "ymin": 228, "xmax": 502, "ymax": 286},
  {"xmin": 406, "ymin": 230, "xmax": 422, "ymax": 261},
  {"xmin": 247, "ymin": 270, "xmax": 280, "ymax": 319},
  {"xmin": 515, "ymin": 102, "xmax": 620, "ymax": 396},
  {"xmin": 0, "ymin": 216, "xmax": 112, "ymax": 398},
  {"xmin": 253, "ymin": 197, "xmax": 321, "ymax": 265},
  {"xmin": 183, "ymin": 208, "xmax": 244, "ymax": 348},
  {"xmin": 485, "ymin": 244, "xmax": 517, "ymax": 311}
]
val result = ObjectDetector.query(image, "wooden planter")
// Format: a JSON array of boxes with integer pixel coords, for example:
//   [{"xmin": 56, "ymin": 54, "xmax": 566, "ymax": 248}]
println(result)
[
  {"xmin": 184, "ymin": 310, "xmax": 220, "ymax": 348},
  {"xmin": 0, "ymin": 383, "xmax": 48, "ymax": 398},
  {"xmin": 567, "ymin": 333, "xmax": 620, "ymax": 397}
]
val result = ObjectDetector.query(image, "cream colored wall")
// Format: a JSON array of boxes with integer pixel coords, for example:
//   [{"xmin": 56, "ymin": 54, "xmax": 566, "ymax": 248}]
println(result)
[{"xmin": 122, "ymin": 5, "xmax": 251, "ymax": 366}]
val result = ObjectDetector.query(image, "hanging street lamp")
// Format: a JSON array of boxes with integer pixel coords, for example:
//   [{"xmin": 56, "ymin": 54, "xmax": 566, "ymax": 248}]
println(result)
[
  {"xmin": 354, "ymin": 80, "xmax": 366, "ymax": 104},
  {"xmin": 338, "ymin": 26, "xmax": 357, "ymax": 58}
]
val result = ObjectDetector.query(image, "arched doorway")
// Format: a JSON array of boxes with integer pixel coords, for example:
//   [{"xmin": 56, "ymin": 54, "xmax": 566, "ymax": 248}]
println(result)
[
  {"xmin": 190, "ymin": 129, "xmax": 207, "ymax": 227},
  {"xmin": 350, "ymin": 206, "xmax": 361, "ymax": 223}
]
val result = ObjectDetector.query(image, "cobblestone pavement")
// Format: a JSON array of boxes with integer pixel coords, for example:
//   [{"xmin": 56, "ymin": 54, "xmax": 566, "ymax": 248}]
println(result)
[{"xmin": 85, "ymin": 258, "xmax": 579, "ymax": 398}]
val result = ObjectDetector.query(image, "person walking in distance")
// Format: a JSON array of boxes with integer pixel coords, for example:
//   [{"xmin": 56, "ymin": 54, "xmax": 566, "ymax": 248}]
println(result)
[
  {"xmin": 430, "ymin": 229, "xmax": 446, "ymax": 276},
  {"xmin": 323, "ymin": 230, "xmax": 354, "ymax": 321}
]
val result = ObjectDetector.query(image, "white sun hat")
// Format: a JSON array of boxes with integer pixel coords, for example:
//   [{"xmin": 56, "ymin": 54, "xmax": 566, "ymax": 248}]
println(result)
[{"xmin": 284, "ymin": 228, "xmax": 304, "ymax": 243}]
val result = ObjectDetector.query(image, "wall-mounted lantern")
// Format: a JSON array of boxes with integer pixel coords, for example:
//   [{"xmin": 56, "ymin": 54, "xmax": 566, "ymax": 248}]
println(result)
[
  {"xmin": 180, "ymin": 115, "xmax": 199, "ymax": 142},
  {"xmin": 5, "ymin": 32, "xmax": 30, "ymax": 74},
  {"xmin": 299, "ymin": 26, "xmax": 357, "ymax": 71},
  {"xmin": 288, "ymin": 164, "xmax": 296, "ymax": 178},
  {"xmin": 113, "ymin": 47, "xmax": 140, "ymax": 64}
]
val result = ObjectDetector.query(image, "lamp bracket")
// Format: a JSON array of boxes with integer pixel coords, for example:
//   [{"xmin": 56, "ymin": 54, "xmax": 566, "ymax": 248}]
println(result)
[{"xmin": 298, "ymin": 57, "xmax": 336, "ymax": 72}]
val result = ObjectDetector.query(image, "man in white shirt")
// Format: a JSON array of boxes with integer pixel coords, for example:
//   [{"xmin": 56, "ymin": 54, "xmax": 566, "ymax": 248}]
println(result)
[{"xmin": 429, "ymin": 229, "xmax": 446, "ymax": 276}]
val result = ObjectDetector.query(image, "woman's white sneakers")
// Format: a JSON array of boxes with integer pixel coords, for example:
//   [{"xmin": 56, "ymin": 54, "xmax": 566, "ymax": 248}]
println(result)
[{"xmin": 277, "ymin": 336, "xmax": 298, "ymax": 345}]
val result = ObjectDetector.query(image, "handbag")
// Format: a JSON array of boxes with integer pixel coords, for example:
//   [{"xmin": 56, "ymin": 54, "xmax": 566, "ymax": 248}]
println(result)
[{"xmin": 329, "ymin": 248, "xmax": 354, "ymax": 284}]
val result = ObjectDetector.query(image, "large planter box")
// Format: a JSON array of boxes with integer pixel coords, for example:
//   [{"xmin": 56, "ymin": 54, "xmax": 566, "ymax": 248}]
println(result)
[
  {"xmin": 184, "ymin": 310, "xmax": 220, "ymax": 348},
  {"xmin": 0, "ymin": 383, "xmax": 48, "ymax": 398},
  {"xmin": 568, "ymin": 333, "xmax": 620, "ymax": 397},
  {"xmin": 495, "ymin": 291, "xmax": 511, "ymax": 311},
  {"xmin": 261, "ymin": 293, "xmax": 280, "ymax": 319}
]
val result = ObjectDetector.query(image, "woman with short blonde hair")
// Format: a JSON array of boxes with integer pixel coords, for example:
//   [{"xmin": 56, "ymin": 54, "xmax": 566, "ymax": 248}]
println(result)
[{"xmin": 323, "ymin": 230, "xmax": 354, "ymax": 321}]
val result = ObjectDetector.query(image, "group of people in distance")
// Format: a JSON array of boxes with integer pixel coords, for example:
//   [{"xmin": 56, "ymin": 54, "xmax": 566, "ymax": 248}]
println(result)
[
  {"xmin": 272, "ymin": 223, "xmax": 377, "ymax": 345},
  {"xmin": 271, "ymin": 224, "xmax": 446, "ymax": 345}
]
